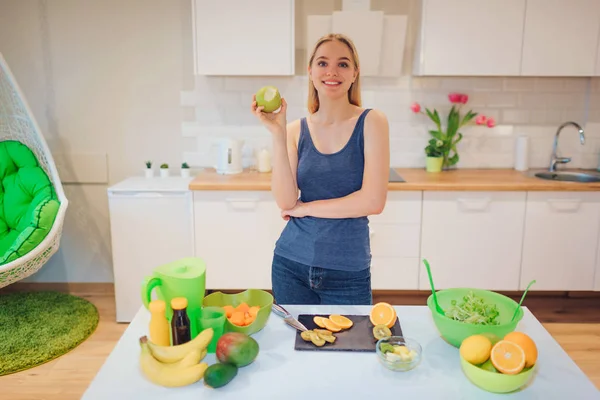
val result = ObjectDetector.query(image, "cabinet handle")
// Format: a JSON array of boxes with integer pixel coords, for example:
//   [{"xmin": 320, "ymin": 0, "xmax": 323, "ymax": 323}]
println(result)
[
  {"xmin": 547, "ymin": 198, "xmax": 581, "ymax": 212},
  {"xmin": 108, "ymin": 191, "xmax": 188, "ymax": 198},
  {"xmin": 369, "ymin": 228, "xmax": 375, "ymax": 238},
  {"xmin": 457, "ymin": 197, "xmax": 491, "ymax": 212},
  {"xmin": 225, "ymin": 198, "xmax": 259, "ymax": 210}
]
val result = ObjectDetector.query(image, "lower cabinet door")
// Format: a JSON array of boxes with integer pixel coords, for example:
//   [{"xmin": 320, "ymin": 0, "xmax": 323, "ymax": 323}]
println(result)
[
  {"xmin": 520, "ymin": 192, "xmax": 600, "ymax": 291},
  {"xmin": 419, "ymin": 191, "xmax": 526, "ymax": 290},
  {"xmin": 193, "ymin": 191, "xmax": 286, "ymax": 290}
]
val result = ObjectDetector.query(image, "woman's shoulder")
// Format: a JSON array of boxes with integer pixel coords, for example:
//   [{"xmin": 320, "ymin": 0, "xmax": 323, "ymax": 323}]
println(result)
[{"xmin": 363, "ymin": 108, "xmax": 389, "ymax": 132}]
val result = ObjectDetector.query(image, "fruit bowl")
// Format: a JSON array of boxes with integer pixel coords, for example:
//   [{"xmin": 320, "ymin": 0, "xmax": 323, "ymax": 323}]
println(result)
[
  {"xmin": 202, "ymin": 289, "xmax": 273, "ymax": 336},
  {"xmin": 376, "ymin": 336, "xmax": 422, "ymax": 372},
  {"xmin": 427, "ymin": 288, "xmax": 523, "ymax": 348},
  {"xmin": 460, "ymin": 353, "xmax": 536, "ymax": 393}
]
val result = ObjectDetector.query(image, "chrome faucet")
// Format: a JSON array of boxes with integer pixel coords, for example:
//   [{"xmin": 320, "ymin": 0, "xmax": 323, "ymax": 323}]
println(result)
[{"xmin": 549, "ymin": 121, "xmax": 585, "ymax": 172}]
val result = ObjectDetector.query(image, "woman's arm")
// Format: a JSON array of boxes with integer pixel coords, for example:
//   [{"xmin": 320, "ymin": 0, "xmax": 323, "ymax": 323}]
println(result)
[
  {"xmin": 271, "ymin": 120, "xmax": 300, "ymax": 210},
  {"xmin": 251, "ymin": 96, "xmax": 299, "ymax": 210},
  {"xmin": 282, "ymin": 110, "xmax": 390, "ymax": 219}
]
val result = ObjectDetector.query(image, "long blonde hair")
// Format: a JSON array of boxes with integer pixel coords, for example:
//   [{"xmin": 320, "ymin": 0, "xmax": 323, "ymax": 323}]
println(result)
[{"xmin": 307, "ymin": 33, "xmax": 361, "ymax": 114}]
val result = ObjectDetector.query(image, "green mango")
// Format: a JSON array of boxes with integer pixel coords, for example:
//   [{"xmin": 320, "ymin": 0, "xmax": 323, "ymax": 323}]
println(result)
[{"xmin": 204, "ymin": 363, "xmax": 238, "ymax": 389}]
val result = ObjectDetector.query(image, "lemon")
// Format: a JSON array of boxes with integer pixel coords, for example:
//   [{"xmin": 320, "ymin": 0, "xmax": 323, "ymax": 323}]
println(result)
[{"xmin": 460, "ymin": 334, "xmax": 492, "ymax": 365}]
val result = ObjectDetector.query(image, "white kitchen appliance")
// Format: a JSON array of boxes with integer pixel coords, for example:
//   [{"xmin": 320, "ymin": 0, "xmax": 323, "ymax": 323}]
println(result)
[{"xmin": 215, "ymin": 138, "xmax": 244, "ymax": 174}]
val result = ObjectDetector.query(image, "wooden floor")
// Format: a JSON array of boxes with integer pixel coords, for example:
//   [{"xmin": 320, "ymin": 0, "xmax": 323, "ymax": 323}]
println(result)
[{"xmin": 0, "ymin": 286, "xmax": 599, "ymax": 400}]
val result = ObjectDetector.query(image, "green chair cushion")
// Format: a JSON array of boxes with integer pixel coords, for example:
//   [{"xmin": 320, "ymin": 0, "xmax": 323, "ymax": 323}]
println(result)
[{"xmin": 0, "ymin": 141, "xmax": 59, "ymax": 265}]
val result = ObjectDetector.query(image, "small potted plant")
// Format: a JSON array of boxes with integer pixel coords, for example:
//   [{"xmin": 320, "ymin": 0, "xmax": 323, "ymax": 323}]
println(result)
[
  {"xmin": 181, "ymin": 162, "xmax": 190, "ymax": 178},
  {"xmin": 145, "ymin": 160, "xmax": 154, "ymax": 178},
  {"xmin": 160, "ymin": 163, "xmax": 169, "ymax": 178},
  {"xmin": 425, "ymin": 139, "xmax": 444, "ymax": 173}
]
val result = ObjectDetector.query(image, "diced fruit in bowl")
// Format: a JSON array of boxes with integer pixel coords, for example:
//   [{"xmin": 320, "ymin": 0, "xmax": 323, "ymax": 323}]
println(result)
[
  {"xmin": 459, "ymin": 332, "xmax": 538, "ymax": 393},
  {"xmin": 203, "ymin": 289, "xmax": 273, "ymax": 336},
  {"xmin": 376, "ymin": 336, "xmax": 422, "ymax": 372}
]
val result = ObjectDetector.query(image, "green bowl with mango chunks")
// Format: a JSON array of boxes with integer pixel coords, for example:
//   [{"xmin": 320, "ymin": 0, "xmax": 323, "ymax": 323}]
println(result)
[
  {"xmin": 427, "ymin": 288, "xmax": 523, "ymax": 348},
  {"xmin": 203, "ymin": 289, "xmax": 273, "ymax": 336}
]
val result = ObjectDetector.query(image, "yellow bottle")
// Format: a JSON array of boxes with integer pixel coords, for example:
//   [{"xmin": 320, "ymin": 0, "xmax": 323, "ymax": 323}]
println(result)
[{"xmin": 148, "ymin": 299, "xmax": 170, "ymax": 346}]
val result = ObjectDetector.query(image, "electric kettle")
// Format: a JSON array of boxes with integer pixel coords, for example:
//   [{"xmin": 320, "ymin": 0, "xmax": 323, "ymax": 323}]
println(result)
[{"xmin": 215, "ymin": 138, "xmax": 244, "ymax": 174}]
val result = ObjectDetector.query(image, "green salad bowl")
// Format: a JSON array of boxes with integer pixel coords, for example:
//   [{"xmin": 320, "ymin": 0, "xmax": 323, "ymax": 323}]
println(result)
[
  {"xmin": 202, "ymin": 289, "xmax": 273, "ymax": 336},
  {"xmin": 427, "ymin": 288, "xmax": 523, "ymax": 348},
  {"xmin": 460, "ymin": 353, "xmax": 536, "ymax": 393}
]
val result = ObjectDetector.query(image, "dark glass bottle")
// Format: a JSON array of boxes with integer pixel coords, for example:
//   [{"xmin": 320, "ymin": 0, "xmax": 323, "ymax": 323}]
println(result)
[{"xmin": 170, "ymin": 297, "xmax": 191, "ymax": 345}]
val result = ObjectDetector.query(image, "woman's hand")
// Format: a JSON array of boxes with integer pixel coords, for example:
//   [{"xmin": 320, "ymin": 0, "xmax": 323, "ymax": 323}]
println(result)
[
  {"xmin": 281, "ymin": 200, "xmax": 308, "ymax": 220},
  {"xmin": 251, "ymin": 95, "xmax": 288, "ymax": 136}
]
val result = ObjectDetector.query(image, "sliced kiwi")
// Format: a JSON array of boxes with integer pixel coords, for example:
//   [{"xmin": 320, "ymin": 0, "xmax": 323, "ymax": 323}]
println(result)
[
  {"xmin": 301, "ymin": 331, "xmax": 313, "ymax": 341},
  {"xmin": 309, "ymin": 331, "xmax": 326, "ymax": 347},
  {"xmin": 313, "ymin": 329, "xmax": 333, "ymax": 336},
  {"xmin": 373, "ymin": 324, "xmax": 392, "ymax": 340}
]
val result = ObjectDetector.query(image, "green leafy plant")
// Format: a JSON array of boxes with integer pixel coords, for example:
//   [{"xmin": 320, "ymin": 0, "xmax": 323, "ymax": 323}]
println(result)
[
  {"xmin": 160, "ymin": 163, "xmax": 168, "ymax": 169},
  {"xmin": 145, "ymin": 160, "xmax": 152, "ymax": 168},
  {"xmin": 425, "ymin": 139, "xmax": 444, "ymax": 158},
  {"xmin": 411, "ymin": 93, "xmax": 494, "ymax": 170},
  {"xmin": 181, "ymin": 162, "xmax": 189, "ymax": 169}
]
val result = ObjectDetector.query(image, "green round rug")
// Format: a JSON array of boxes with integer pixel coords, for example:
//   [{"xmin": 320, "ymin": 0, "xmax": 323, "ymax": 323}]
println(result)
[{"xmin": 0, "ymin": 291, "xmax": 99, "ymax": 376}]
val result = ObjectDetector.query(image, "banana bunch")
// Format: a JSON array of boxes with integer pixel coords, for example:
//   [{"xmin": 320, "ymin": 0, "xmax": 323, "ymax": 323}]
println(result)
[{"xmin": 139, "ymin": 328, "xmax": 214, "ymax": 387}]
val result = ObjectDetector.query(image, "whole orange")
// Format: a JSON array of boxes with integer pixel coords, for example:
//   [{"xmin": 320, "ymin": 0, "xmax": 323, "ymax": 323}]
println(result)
[{"xmin": 504, "ymin": 332, "xmax": 538, "ymax": 368}]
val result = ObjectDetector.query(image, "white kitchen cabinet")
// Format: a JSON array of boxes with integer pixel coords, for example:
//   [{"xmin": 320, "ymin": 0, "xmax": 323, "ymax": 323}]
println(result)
[
  {"xmin": 192, "ymin": 0, "xmax": 295, "ymax": 76},
  {"xmin": 521, "ymin": 0, "xmax": 600, "ymax": 76},
  {"xmin": 419, "ymin": 192, "xmax": 526, "ymax": 290},
  {"xmin": 193, "ymin": 191, "xmax": 286, "ymax": 290},
  {"xmin": 107, "ymin": 178, "xmax": 195, "ymax": 322},
  {"xmin": 369, "ymin": 191, "xmax": 422, "ymax": 290},
  {"xmin": 521, "ymin": 192, "xmax": 600, "ymax": 291},
  {"xmin": 413, "ymin": 0, "xmax": 526, "ymax": 76}
]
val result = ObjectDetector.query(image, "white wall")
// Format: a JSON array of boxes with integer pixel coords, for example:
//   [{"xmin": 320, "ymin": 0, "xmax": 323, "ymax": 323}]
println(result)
[
  {"xmin": 0, "ymin": 0, "xmax": 599, "ymax": 283},
  {"xmin": 0, "ymin": 0, "xmax": 193, "ymax": 282}
]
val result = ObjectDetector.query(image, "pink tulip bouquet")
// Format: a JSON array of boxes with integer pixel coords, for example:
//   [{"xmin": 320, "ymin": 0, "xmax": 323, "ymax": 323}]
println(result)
[{"xmin": 411, "ymin": 93, "xmax": 495, "ymax": 170}]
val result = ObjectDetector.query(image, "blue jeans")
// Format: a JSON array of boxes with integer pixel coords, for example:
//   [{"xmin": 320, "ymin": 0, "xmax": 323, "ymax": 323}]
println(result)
[{"xmin": 271, "ymin": 253, "xmax": 372, "ymax": 305}]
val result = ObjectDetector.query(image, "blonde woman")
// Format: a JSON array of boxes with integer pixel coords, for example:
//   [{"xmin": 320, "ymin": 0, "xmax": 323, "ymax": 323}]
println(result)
[{"xmin": 251, "ymin": 34, "xmax": 390, "ymax": 305}]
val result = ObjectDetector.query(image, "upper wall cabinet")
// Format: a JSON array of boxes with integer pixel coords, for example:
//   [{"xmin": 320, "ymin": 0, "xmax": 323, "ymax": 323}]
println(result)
[
  {"xmin": 414, "ymin": 0, "xmax": 600, "ymax": 76},
  {"xmin": 413, "ymin": 0, "xmax": 526, "ymax": 76},
  {"xmin": 192, "ymin": 0, "xmax": 295, "ymax": 76},
  {"xmin": 521, "ymin": 0, "xmax": 600, "ymax": 76}
]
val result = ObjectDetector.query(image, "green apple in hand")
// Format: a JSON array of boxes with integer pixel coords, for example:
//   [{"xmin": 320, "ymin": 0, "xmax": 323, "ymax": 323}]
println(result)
[{"xmin": 255, "ymin": 86, "xmax": 282, "ymax": 113}]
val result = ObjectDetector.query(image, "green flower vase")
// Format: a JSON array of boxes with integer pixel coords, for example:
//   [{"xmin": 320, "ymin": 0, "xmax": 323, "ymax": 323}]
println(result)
[{"xmin": 426, "ymin": 157, "xmax": 443, "ymax": 173}]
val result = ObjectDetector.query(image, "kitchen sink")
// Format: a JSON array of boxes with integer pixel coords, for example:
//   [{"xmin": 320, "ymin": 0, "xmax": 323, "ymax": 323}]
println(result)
[
  {"xmin": 534, "ymin": 171, "xmax": 600, "ymax": 183},
  {"xmin": 389, "ymin": 168, "xmax": 405, "ymax": 183}
]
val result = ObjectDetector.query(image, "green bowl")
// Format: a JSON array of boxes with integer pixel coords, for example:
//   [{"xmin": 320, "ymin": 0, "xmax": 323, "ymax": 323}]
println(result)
[
  {"xmin": 202, "ymin": 289, "xmax": 273, "ymax": 336},
  {"xmin": 460, "ymin": 353, "xmax": 536, "ymax": 393},
  {"xmin": 427, "ymin": 288, "xmax": 523, "ymax": 348}
]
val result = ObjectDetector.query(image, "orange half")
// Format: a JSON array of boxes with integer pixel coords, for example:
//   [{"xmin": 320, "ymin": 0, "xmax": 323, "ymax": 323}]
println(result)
[
  {"xmin": 369, "ymin": 302, "xmax": 397, "ymax": 328},
  {"xmin": 490, "ymin": 340, "xmax": 526, "ymax": 375},
  {"xmin": 328, "ymin": 314, "xmax": 353, "ymax": 329}
]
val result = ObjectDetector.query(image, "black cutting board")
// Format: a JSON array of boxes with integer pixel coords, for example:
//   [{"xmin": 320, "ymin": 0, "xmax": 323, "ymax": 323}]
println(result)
[{"xmin": 294, "ymin": 314, "xmax": 403, "ymax": 352}]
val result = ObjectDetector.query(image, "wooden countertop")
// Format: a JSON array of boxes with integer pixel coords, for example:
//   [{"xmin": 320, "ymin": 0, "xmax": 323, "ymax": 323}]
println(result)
[{"xmin": 189, "ymin": 168, "xmax": 600, "ymax": 191}]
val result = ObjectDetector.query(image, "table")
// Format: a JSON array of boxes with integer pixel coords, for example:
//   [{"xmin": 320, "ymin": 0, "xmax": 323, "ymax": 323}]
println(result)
[{"xmin": 82, "ymin": 306, "xmax": 600, "ymax": 399}]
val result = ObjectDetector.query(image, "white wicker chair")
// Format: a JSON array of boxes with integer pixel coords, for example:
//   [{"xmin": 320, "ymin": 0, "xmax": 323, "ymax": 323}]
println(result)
[{"xmin": 0, "ymin": 53, "xmax": 68, "ymax": 288}]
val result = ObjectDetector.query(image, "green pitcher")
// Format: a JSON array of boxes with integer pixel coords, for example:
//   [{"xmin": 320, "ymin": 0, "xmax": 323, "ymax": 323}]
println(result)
[{"xmin": 141, "ymin": 257, "xmax": 207, "ymax": 339}]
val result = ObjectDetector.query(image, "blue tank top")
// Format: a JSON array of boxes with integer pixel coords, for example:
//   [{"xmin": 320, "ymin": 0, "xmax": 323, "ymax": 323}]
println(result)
[{"xmin": 274, "ymin": 108, "xmax": 372, "ymax": 271}]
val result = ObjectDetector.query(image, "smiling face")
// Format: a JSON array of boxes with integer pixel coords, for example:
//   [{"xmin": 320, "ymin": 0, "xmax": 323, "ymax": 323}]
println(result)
[{"xmin": 308, "ymin": 39, "xmax": 359, "ymax": 103}]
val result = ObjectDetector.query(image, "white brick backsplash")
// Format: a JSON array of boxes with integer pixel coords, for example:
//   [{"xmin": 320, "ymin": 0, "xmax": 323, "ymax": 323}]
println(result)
[
  {"xmin": 518, "ymin": 94, "xmax": 547, "ymax": 109},
  {"xmin": 182, "ymin": 73, "xmax": 597, "ymax": 169},
  {"xmin": 533, "ymin": 78, "xmax": 566, "ymax": 92},
  {"xmin": 502, "ymin": 109, "xmax": 531, "ymax": 124},
  {"xmin": 486, "ymin": 93, "xmax": 518, "ymax": 108},
  {"xmin": 470, "ymin": 77, "xmax": 503, "ymax": 92}
]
